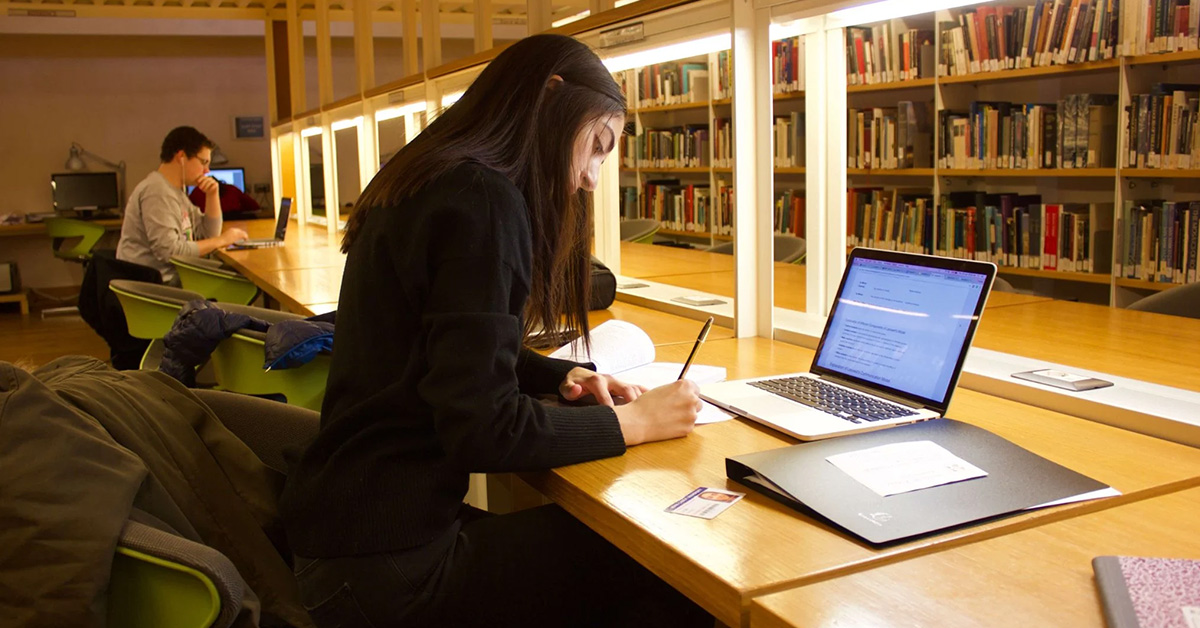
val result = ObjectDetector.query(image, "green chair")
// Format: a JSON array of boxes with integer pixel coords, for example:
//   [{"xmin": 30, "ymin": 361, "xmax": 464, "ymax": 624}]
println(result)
[
  {"xmin": 38, "ymin": 217, "xmax": 109, "ymax": 317},
  {"xmin": 170, "ymin": 257, "xmax": 259, "ymax": 305},
  {"xmin": 620, "ymin": 218, "xmax": 660, "ymax": 243},
  {"xmin": 109, "ymin": 524, "xmax": 228, "ymax": 628},
  {"xmin": 207, "ymin": 303, "xmax": 332, "ymax": 412},
  {"xmin": 106, "ymin": 389, "xmax": 320, "ymax": 628},
  {"xmin": 45, "ymin": 217, "xmax": 107, "ymax": 262},
  {"xmin": 108, "ymin": 280, "xmax": 205, "ymax": 369}
]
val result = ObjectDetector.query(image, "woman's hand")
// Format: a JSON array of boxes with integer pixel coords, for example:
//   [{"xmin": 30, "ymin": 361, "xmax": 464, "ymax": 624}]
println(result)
[
  {"xmin": 613, "ymin": 380, "xmax": 701, "ymax": 446},
  {"xmin": 559, "ymin": 367, "xmax": 647, "ymax": 407}
]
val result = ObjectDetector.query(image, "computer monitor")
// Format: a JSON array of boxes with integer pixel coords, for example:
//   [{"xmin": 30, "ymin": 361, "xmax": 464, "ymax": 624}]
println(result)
[
  {"xmin": 187, "ymin": 167, "xmax": 246, "ymax": 194},
  {"xmin": 51, "ymin": 172, "xmax": 120, "ymax": 212},
  {"xmin": 206, "ymin": 167, "xmax": 245, "ymax": 191}
]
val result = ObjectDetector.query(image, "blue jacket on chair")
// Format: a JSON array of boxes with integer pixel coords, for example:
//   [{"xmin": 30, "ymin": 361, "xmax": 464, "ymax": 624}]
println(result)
[{"xmin": 160, "ymin": 301, "xmax": 334, "ymax": 387}]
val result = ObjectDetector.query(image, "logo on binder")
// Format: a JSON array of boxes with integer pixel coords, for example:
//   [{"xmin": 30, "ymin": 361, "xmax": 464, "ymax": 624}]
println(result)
[{"xmin": 858, "ymin": 512, "xmax": 893, "ymax": 527}]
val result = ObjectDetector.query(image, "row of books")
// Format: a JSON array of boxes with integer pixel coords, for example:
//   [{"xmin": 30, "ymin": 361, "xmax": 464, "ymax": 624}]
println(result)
[
  {"xmin": 1119, "ymin": 200, "xmax": 1200, "ymax": 283},
  {"xmin": 847, "ymin": 188, "xmax": 936, "ymax": 254},
  {"xmin": 772, "ymin": 36, "xmax": 805, "ymax": 94},
  {"xmin": 1123, "ymin": 84, "xmax": 1199, "ymax": 169},
  {"xmin": 848, "ymin": 101, "xmax": 933, "ymax": 169},
  {"xmin": 938, "ymin": 193, "xmax": 1114, "ymax": 272},
  {"xmin": 620, "ymin": 179, "xmax": 735, "ymax": 235},
  {"xmin": 617, "ymin": 119, "xmax": 733, "ymax": 169},
  {"xmin": 1120, "ymin": 0, "xmax": 1200, "ymax": 55},
  {"xmin": 623, "ymin": 125, "xmax": 711, "ymax": 169},
  {"xmin": 848, "ymin": 188, "xmax": 1117, "ymax": 272},
  {"xmin": 634, "ymin": 60, "xmax": 710, "ymax": 108},
  {"xmin": 774, "ymin": 112, "xmax": 806, "ymax": 168},
  {"xmin": 774, "ymin": 189, "xmax": 806, "ymax": 237},
  {"xmin": 939, "ymin": 0, "xmax": 1122, "ymax": 77},
  {"xmin": 937, "ymin": 94, "xmax": 1117, "ymax": 170},
  {"xmin": 846, "ymin": 25, "xmax": 937, "ymax": 86}
]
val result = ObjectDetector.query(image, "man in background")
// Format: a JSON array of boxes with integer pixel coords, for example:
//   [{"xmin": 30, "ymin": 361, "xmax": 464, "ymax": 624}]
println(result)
[{"xmin": 117, "ymin": 126, "xmax": 247, "ymax": 285}]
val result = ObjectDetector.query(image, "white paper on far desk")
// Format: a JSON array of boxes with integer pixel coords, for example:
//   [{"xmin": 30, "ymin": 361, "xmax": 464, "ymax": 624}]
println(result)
[
  {"xmin": 549, "ymin": 320, "xmax": 731, "ymax": 424},
  {"xmin": 825, "ymin": 440, "xmax": 988, "ymax": 497}
]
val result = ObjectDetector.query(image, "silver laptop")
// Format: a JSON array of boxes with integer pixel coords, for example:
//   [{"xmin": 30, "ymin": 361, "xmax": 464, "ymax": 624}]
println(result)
[
  {"xmin": 230, "ymin": 197, "xmax": 292, "ymax": 249},
  {"xmin": 701, "ymin": 248, "xmax": 996, "ymax": 441}
]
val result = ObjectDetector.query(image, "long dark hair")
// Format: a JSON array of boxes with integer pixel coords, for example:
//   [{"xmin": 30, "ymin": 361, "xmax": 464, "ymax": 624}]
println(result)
[{"xmin": 343, "ymin": 34, "xmax": 625, "ymax": 344}]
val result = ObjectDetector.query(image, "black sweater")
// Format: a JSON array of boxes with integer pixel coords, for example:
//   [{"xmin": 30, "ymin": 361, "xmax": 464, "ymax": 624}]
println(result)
[{"xmin": 280, "ymin": 163, "xmax": 626, "ymax": 557}]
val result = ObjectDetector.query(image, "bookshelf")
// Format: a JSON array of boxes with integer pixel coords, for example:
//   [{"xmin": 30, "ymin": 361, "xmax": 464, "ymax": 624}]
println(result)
[
  {"xmin": 617, "ymin": 49, "xmax": 736, "ymax": 245},
  {"xmin": 837, "ymin": 0, "xmax": 1200, "ymax": 308}
]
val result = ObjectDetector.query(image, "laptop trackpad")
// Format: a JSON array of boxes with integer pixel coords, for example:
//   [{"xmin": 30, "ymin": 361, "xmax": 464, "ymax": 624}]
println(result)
[{"xmin": 704, "ymin": 382, "xmax": 846, "ymax": 428}]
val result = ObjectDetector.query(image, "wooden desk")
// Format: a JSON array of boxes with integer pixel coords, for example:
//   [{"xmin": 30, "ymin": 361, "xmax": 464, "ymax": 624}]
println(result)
[
  {"xmin": 650, "ymin": 264, "xmax": 810, "ymax": 312},
  {"xmin": 750, "ymin": 486, "xmax": 1200, "ymax": 628},
  {"xmin": 620, "ymin": 242, "xmax": 733, "ymax": 278},
  {"xmin": 219, "ymin": 219, "xmax": 345, "ymax": 274},
  {"xmin": 974, "ymin": 299, "xmax": 1200, "ymax": 393},
  {"xmin": 524, "ymin": 336, "xmax": 1200, "ymax": 627},
  {"xmin": 0, "ymin": 218, "xmax": 122, "ymax": 237}
]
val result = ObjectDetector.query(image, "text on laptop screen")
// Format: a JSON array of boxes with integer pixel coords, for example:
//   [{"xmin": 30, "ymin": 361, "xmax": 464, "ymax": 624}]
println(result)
[{"xmin": 814, "ymin": 257, "xmax": 988, "ymax": 403}]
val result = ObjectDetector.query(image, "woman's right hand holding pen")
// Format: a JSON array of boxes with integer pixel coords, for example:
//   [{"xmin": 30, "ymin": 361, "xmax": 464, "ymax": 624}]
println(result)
[{"xmin": 613, "ymin": 380, "xmax": 701, "ymax": 447}]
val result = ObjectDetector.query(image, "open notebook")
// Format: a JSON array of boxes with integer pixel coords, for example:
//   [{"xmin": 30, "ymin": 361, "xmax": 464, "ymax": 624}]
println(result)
[{"xmin": 549, "ymin": 320, "xmax": 731, "ymax": 424}]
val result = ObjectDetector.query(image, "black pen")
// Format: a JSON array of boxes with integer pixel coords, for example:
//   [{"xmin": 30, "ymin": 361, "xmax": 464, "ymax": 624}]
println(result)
[{"xmin": 678, "ymin": 317, "xmax": 714, "ymax": 380}]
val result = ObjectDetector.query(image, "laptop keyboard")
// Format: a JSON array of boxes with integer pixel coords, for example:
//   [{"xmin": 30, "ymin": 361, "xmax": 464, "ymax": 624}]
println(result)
[{"xmin": 749, "ymin": 377, "xmax": 918, "ymax": 423}]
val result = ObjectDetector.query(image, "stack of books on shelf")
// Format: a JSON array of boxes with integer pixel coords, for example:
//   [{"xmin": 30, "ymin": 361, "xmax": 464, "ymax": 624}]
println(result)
[
  {"xmin": 774, "ymin": 112, "xmax": 806, "ymax": 168},
  {"xmin": 847, "ymin": 188, "xmax": 935, "ymax": 253},
  {"xmin": 713, "ymin": 179, "xmax": 734, "ymax": 235},
  {"xmin": 713, "ymin": 118, "xmax": 733, "ymax": 168},
  {"xmin": 636, "ymin": 61, "xmax": 710, "ymax": 107},
  {"xmin": 772, "ymin": 36, "xmax": 806, "ymax": 93},
  {"xmin": 846, "ymin": 25, "xmax": 936, "ymax": 85},
  {"xmin": 937, "ymin": 93, "xmax": 1117, "ymax": 170},
  {"xmin": 938, "ymin": 192, "xmax": 1114, "ymax": 272},
  {"xmin": 848, "ymin": 101, "xmax": 932, "ymax": 169},
  {"xmin": 938, "ymin": 0, "xmax": 1121, "ymax": 77},
  {"xmin": 774, "ymin": 189, "xmax": 806, "ymax": 237},
  {"xmin": 633, "ymin": 126, "xmax": 712, "ymax": 168},
  {"xmin": 1118, "ymin": 199, "xmax": 1200, "ymax": 283},
  {"xmin": 715, "ymin": 51, "xmax": 733, "ymax": 100},
  {"xmin": 1120, "ymin": 0, "xmax": 1200, "ymax": 55},
  {"xmin": 639, "ymin": 179, "xmax": 713, "ymax": 232},
  {"xmin": 1123, "ymin": 83, "xmax": 1199, "ymax": 169}
]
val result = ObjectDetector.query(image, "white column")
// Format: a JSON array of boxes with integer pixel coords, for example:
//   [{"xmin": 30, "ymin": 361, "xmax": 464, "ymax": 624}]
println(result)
[
  {"xmin": 422, "ymin": 0, "xmax": 442, "ymax": 69},
  {"xmin": 474, "ymin": 0, "xmax": 494, "ymax": 52},
  {"xmin": 731, "ymin": 0, "xmax": 768, "ymax": 337},
  {"xmin": 316, "ymin": 0, "xmax": 334, "ymax": 106},
  {"xmin": 402, "ymin": 0, "xmax": 419, "ymax": 76},
  {"xmin": 354, "ymin": 0, "xmax": 376, "ymax": 92}
]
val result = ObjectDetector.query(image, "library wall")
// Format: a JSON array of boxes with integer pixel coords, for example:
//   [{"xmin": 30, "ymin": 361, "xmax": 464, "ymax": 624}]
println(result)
[{"xmin": 0, "ymin": 33, "xmax": 272, "ymax": 288}]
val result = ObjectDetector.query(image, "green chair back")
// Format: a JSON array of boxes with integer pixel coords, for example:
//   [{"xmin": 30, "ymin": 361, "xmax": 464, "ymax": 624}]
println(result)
[
  {"xmin": 109, "ymin": 286, "xmax": 187, "ymax": 341},
  {"xmin": 170, "ymin": 259, "xmax": 259, "ymax": 305},
  {"xmin": 209, "ymin": 332, "xmax": 330, "ymax": 411},
  {"xmin": 108, "ymin": 547, "xmax": 220, "ymax": 628},
  {"xmin": 44, "ymin": 217, "xmax": 106, "ymax": 262}
]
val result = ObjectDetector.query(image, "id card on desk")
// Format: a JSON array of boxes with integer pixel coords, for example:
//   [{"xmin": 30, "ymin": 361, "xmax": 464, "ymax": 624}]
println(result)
[{"xmin": 666, "ymin": 487, "xmax": 744, "ymax": 519}]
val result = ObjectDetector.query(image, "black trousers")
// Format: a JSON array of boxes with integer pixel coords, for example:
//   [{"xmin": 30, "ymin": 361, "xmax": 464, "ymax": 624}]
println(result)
[{"xmin": 295, "ymin": 504, "xmax": 713, "ymax": 628}]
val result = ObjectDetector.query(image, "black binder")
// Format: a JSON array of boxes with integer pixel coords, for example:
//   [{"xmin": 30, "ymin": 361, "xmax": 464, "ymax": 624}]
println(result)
[{"xmin": 727, "ymin": 419, "xmax": 1111, "ymax": 545}]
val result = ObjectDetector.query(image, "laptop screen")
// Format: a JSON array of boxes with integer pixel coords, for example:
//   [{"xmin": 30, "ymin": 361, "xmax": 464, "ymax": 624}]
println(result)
[
  {"xmin": 811, "ymin": 250, "xmax": 994, "ymax": 411},
  {"xmin": 274, "ymin": 198, "xmax": 293, "ymax": 240}
]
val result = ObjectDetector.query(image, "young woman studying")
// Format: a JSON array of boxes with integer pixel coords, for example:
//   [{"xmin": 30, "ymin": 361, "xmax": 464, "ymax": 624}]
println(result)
[{"xmin": 280, "ymin": 34, "xmax": 713, "ymax": 627}]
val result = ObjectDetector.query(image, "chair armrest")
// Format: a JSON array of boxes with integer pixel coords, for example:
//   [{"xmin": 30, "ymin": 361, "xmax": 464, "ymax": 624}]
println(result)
[{"xmin": 111, "ymin": 520, "xmax": 246, "ymax": 628}]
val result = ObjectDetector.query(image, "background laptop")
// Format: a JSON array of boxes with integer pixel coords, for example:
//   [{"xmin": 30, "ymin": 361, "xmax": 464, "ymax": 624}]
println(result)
[
  {"xmin": 230, "ymin": 197, "xmax": 291, "ymax": 249},
  {"xmin": 701, "ymin": 248, "xmax": 996, "ymax": 441}
]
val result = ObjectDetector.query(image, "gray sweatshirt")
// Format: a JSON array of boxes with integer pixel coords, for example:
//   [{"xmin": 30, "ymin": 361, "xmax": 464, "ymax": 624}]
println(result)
[{"xmin": 117, "ymin": 170, "xmax": 221, "ymax": 285}]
